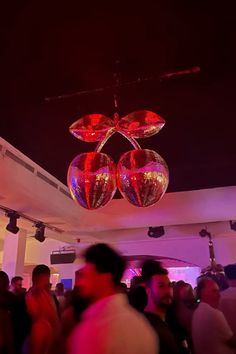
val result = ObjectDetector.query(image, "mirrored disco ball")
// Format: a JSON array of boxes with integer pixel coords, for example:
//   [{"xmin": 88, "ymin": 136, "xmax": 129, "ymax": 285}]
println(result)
[
  {"xmin": 67, "ymin": 152, "xmax": 117, "ymax": 210},
  {"xmin": 117, "ymin": 149, "xmax": 169, "ymax": 207}
]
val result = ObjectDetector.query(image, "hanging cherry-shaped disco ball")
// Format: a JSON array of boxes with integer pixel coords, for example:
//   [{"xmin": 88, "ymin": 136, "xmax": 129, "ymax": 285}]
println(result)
[
  {"xmin": 67, "ymin": 152, "xmax": 117, "ymax": 210},
  {"xmin": 53, "ymin": 65, "xmax": 199, "ymax": 210},
  {"xmin": 67, "ymin": 108, "xmax": 169, "ymax": 209},
  {"xmin": 117, "ymin": 149, "xmax": 169, "ymax": 207}
]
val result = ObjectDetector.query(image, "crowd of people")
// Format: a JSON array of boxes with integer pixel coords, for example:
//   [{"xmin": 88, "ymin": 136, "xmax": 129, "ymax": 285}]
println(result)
[{"xmin": 1, "ymin": 243, "xmax": 236, "ymax": 354}]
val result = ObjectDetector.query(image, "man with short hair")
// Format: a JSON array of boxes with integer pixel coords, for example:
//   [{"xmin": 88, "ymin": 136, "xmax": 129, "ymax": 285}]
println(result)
[
  {"xmin": 144, "ymin": 265, "xmax": 182, "ymax": 354},
  {"xmin": 192, "ymin": 277, "xmax": 236, "ymax": 354},
  {"xmin": 11, "ymin": 276, "xmax": 23, "ymax": 295},
  {"xmin": 68, "ymin": 243, "xmax": 158, "ymax": 354},
  {"xmin": 220, "ymin": 264, "xmax": 236, "ymax": 336},
  {"xmin": 25, "ymin": 264, "xmax": 60, "ymax": 354},
  {"xmin": 129, "ymin": 259, "xmax": 162, "ymax": 312}
]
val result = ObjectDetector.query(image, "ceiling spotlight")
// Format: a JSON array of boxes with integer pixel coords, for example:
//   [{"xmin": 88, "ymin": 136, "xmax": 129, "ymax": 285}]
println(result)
[
  {"xmin": 148, "ymin": 226, "xmax": 165, "ymax": 238},
  {"xmin": 230, "ymin": 221, "xmax": 236, "ymax": 232},
  {"xmin": 35, "ymin": 222, "xmax": 45, "ymax": 242},
  {"xmin": 6, "ymin": 211, "xmax": 20, "ymax": 234},
  {"xmin": 199, "ymin": 229, "xmax": 211, "ymax": 238}
]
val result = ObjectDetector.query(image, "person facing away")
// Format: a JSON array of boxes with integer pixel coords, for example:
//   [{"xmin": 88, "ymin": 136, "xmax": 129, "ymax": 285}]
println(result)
[
  {"xmin": 67, "ymin": 243, "xmax": 158, "ymax": 354},
  {"xmin": 128, "ymin": 275, "xmax": 147, "ymax": 312},
  {"xmin": 192, "ymin": 276, "xmax": 236, "ymax": 354},
  {"xmin": 144, "ymin": 264, "xmax": 186, "ymax": 354},
  {"xmin": 220, "ymin": 264, "xmax": 236, "ymax": 336},
  {"xmin": 25, "ymin": 264, "xmax": 60, "ymax": 354},
  {"xmin": 9, "ymin": 276, "xmax": 31, "ymax": 354},
  {"xmin": 172, "ymin": 281, "xmax": 197, "ymax": 349},
  {"xmin": 55, "ymin": 282, "xmax": 66, "ymax": 313}
]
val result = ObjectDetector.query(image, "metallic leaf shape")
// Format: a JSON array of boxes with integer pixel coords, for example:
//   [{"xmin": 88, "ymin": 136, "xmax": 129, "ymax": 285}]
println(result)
[
  {"xmin": 117, "ymin": 110, "xmax": 165, "ymax": 138},
  {"xmin": 69, "ymin": 114, "xmax": 115, "ymax": 142}
]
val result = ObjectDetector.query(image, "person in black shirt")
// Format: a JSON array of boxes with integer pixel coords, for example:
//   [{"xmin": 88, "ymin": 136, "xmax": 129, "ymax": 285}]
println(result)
[
  {"xmin": 144, "ymin": 264, "xmax": 189, "ymax": 354},
  {"xmin": 128, "ymin": 260, "xmax": 163, "ymax": 313}
]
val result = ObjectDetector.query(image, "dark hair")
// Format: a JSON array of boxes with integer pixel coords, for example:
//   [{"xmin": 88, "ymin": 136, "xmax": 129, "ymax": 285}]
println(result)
[
  {"xmin": 11, "ymin": 276, "xmax": 23, "ymax": 285},
  {"xmin": 32, "ymin": 264, "xmax": 50, "ymax": 282},
  {"xmin": 144, "ymin": 262, "xmax": 169, "ymax": 287},
  {"xmin": 56, "ymin": 282, "xmax": 64, "ymax": 291},
  {"xmin": 129, "ymin": 285, "xmax": 147, "ymax": 312},
  {"xmin": 130, "ymin": 276, "xmax": 143, "ymax": 289},
  {"xmin": 141, "ymin": 259, "xmax": 162, "ymax": 282},
  {"xmin": 84, "ymin": 243, "xmax": 126, "ymax": 286},
  {"xmin": 224, "ymin": 264, "xmax": 236, "ymax": 280},
  {"xmin": 0, "ymin": 271, "xmax": 9, "ymax": 290}
]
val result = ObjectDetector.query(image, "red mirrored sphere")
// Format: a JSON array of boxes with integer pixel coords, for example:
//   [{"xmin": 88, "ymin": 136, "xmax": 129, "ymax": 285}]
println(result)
[
  {"xmin": 117, "ymin": 149, "xmax": 169, "ymax": 207},
  {"xmin": 67, "ymin": 152, "xmax": 117, "ymax": 210},
  {"xmin": 69, "ymin": 114, "xmax": 115, "ymax": 142},
  {"xmin": 117, "ymin": 110, "xmax": 165, "ymax": 138}
]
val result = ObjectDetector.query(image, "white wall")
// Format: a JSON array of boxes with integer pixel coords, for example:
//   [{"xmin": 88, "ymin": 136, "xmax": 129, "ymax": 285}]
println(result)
[
  {"xmin": 25, "ymin": 238, "xmax": 80, "ymax": 286},
  {"xmin": 114, "ymin": 238, "xmax": 208, "ymax": 267},
  {"xmin": 25, "ymin": 238, "xmax": 70, "ymax": 265},
  {"xmin": 114, "ymin": 235, "xmax": 236, "ymax": 268}
]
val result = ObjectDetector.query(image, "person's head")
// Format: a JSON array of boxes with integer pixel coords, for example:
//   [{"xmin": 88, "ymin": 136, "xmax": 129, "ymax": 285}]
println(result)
[
  {"xmin": 141, "ymin": 259, "xmax": 162, "ymax": 283},
  {"xmin": 11, "ymin": 276, "xmax": 23, "ymax": 294},
  {"xmin": 224, "ymin": 264, "xmax": 236, "ymax": 287},
  {"xmin": 0, "ymin": 271, "xmax": 9, "ymax": 291},
  {"xmin": 77, "ymin": 243, "xmax": 126, "ymax": 303},
  {"xmin": 56, "ymin": 282, "xmax": 64, "ymax": 295},
  {"xmin": 129, "ymin": 285, "xmax": 147, "ymax": 312},
  {"xmin": 173, "ymin": 281, "xmax": 195, "ymax": 306},
  {"xmin": 130, "ymin": 276, "xmax": 143, "ymax": 289},
  {"xmin": 196, "ymin": 277, "xmax": 220, "ymax": 308},
  {"xmin": 146, "ymin": 266, "xmax": 173, "ymax": 311},
  {"xmin": 32, "ymin": 264, "xmax": 50, "ymax": 289}
]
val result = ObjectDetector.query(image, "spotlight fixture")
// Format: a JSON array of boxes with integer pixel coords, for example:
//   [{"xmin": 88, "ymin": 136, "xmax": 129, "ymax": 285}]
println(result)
[
  {"xmin": 230, "ymin": 221, "xmax": 236, "ymax": 232},
  {"xmin": 199, "ymin": 229, "xmax": 211, "ymax": 238},
  {"xmin": 6, "ymin": 211, "xmax": 20, "ymax": 234},
  {"xmin": 35, "ymin": 222, "xmax": 45, "ymax": 242},
  {"xmin": 148, "ymin": 226, "xmax": 165, "ymax": 238}
]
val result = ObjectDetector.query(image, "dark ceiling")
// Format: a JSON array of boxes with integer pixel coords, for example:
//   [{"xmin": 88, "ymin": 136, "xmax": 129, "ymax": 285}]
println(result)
[{"xmin": 1, "ymin": 1, "xmax": 236, "ymax": 196}]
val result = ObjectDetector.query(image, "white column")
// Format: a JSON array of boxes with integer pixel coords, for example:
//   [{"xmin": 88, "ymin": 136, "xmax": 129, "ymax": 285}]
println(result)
[{"xmin": 2, "ymin": 229, "xmax": 27, "ymax": 279}]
